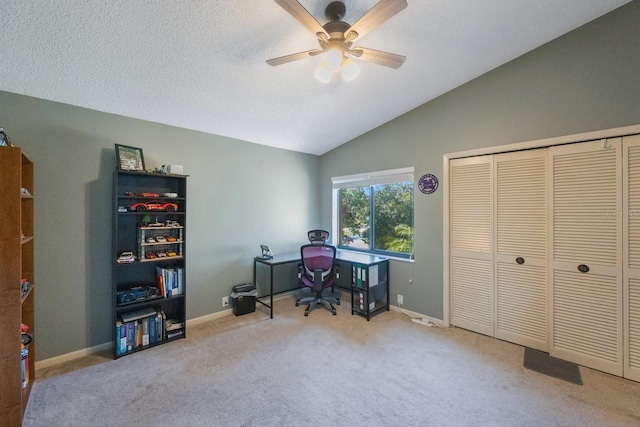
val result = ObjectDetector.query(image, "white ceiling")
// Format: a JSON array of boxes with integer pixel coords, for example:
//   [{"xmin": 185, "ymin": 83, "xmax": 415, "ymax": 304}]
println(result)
[{"xmin": 0, "ymin": 1, "xmax": 631, "ymax": 155}]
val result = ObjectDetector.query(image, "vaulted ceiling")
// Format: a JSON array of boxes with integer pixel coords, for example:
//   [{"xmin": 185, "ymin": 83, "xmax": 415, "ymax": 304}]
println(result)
[{"xmin": 0, "ymin": 1, "xmax": 631, "ymax": 155}]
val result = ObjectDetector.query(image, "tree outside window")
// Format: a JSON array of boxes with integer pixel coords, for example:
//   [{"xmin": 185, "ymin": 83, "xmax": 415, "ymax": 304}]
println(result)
[{"xmin": 339, "ymin": 181, "xmax": 414, "ymax": 257}]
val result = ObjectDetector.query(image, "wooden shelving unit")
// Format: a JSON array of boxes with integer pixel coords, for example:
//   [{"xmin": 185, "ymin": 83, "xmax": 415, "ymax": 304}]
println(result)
[{"xmin": 0, "ymin": 146, "xmax": 35, "ymax": 426}]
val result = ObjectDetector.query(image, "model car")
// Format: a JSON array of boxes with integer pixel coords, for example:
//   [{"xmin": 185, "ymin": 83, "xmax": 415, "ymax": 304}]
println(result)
[
  {"xmin": 156, "ymin": 251, "xmax": 167, "ymax": 258},
  {"xmin": 140, "ymin": 192, "xmax": 160, "ymax": 197},
  {"xmin": 117, "ymin": 286, "xmax": 160, "ymax": 304},
  {"xmin": 117, "ymin": 286, "xmax": 149, "ymax": 303},
  {"xmin": 145, "ymin": 251, "xmax": 156, "ymax": 259},
  {"xmin": 116, "ymin": 251, "xmax": 136, "ymax": 263},
  {"xmin": 167, "ymin": 251, "xmax": 177, "ymax": 257},
  {"xmin": 166, "ymin": 236, "xmax": 177, "ymax": 242},
  {"xmin": 155, "ymin": 236, "xmax": 167, "ymax": 243},
  {"xmin": 129, "ymin": 200, "xmax": 178, "ymax": 212},
  {"xmin": 146, "ymin": 237, "xmax": 156, "ymax": 243},
  {"xmin": 117, "ymin": 206, "xmax": 128, "ymax": 213}
]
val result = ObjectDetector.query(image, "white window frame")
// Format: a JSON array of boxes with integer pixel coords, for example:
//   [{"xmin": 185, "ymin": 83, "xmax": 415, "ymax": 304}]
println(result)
[{"xmin": 332, "ymin": 167, "xmax": 415, "ymax": 257}]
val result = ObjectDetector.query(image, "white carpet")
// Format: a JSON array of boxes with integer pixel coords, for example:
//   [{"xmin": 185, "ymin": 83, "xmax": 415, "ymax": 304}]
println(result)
[{"xmin": 24, "ymin": 297, "xmax": 640, "ymax": 426}]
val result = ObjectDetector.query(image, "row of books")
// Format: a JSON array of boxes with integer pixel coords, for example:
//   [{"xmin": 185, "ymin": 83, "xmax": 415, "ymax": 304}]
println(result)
[
  {"xmin": 115, "ymin": 307, "xmax": 184, "ymax": 356},
  {"xmin": 352, "ymin": 263, "xmax": 380, "ymax": 289},
  {"xmin": 156, "ymin": 266, "xmax": 184, "ymax": 297}
]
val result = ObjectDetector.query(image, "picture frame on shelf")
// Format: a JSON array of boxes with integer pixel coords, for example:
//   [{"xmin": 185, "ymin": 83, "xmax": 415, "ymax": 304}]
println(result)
[{"xmin": 115, "ymin": 144, "xmax": 145, "ymax": 171}]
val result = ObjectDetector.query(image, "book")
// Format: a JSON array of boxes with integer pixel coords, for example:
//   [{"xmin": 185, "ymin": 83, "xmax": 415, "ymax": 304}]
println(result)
[
  {"xmin": 142, "ymin": 317, "xmax": 150, "ymax": 346},
  {"xmin": 167, "ymin": 329, "xmax": 183, "ymax": 340},
  {"xmin": 165, "ymin": 318, "xmax": 184, "ymax": 331},
  {"xmin": 121, "ymin": 307, "xmax": 156, "ymax": 323},
  {"xmin": 156, "ymin": 266, "xmax": 166, "ymax": 297},
  {"xmin": 116, "ymin": 320, "xmax": 127, "ymax": 356},
  {"xmin": 149, "ymin": 314, "xmax": 156, "ymax": 344}
]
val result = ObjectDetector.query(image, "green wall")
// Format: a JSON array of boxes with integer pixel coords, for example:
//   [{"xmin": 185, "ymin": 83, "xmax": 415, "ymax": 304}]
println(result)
[
  {"xmin": 1, "ymin": 1, "xmax": 639, "ymax": 361},
  {"xmin": 0, "ymin": 93, "xmax": 320, "ymax": 360},
  {"xmin": 319, "ymin": 1, "xmax": 640, "ymax": 320}
]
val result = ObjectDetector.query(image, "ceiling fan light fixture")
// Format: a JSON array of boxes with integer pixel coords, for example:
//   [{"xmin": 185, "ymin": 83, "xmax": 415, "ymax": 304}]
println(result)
[
  {"xmin": 325, "ymin": 47, "xmax": 344, "ymax": 71},
  {"xmin": 315, "ymin": 62, "xmax": 332, "ymax": 83},
  {"xmin": 341, "ymin": 58, "xmax": 360, "ymax": 81}
]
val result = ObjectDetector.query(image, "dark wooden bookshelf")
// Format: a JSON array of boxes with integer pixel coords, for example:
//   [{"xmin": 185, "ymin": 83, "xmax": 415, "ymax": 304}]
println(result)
[{"xmin": 112, "ymin": 170, "xmax": 187, "ymax": 358}]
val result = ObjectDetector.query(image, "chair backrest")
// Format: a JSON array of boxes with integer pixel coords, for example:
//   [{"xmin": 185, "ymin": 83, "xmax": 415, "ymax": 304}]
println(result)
[
  {"xmin": 308, "ymin": 229, "xmax": 329, "ymax": 244},
  {"xmin": 300, "ymin": 244, "xmax": 336, "ymax": 281}
]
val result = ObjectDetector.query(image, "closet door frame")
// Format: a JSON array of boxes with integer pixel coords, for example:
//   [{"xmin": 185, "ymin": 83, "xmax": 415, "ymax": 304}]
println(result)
[{"xmin": 624, "ymin": 134, "xmax": 640, "ymax": 381}]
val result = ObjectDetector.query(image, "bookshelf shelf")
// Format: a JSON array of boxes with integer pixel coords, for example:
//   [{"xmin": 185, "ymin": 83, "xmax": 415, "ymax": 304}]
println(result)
[
  {"xmin": 112, "ymin": 170, "xmax": 187, "ymax": 358},
  {"xmin": 0, "ymin": 146, "xmax": 35, "ymax": 426}
]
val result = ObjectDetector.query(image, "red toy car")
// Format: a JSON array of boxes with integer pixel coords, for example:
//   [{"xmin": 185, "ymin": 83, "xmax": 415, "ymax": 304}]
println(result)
[{"xmin": 129, "ymin": 200, "xmax": 178, "ymax": 212}]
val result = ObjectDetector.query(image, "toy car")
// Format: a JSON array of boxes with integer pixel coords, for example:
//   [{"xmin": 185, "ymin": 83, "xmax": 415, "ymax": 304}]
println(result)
[
  {"xmin": 116, "ymin": 251, "xmax": 136, "ymax": 263},
  {"xmin": 140, "ymin": 192, "xmax": 160, "ymax": 197},
  {"xmin": 166, "ymin": 236, "xmax": 177, "ymax": 242},
  {"xmin": 167, "ymin": 251, "xmax": 177, "ymax": 257},
  {"xmin": 146, "ymin": 237, "xmax": 156, "ymax": 243},
  {"xmin": 156, "ymin": 236, "xmax": 167, "ymax": 243},
  {"xmin": 145, "ymin": 251, "xmax": 156, "ymax": 259},
  {"xmin": 156, "ymin": 251, "xmax": 167, "ymax": 258},
  {"xmin": 129, "ymin": 200, "xmax": 178, "ymax": 212},
  {"xmin": 117, "ymin": 206, "xmax": 128, "ymax": 213}
]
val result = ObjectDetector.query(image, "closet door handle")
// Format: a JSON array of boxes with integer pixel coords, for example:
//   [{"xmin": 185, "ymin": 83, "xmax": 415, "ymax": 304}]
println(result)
[
  {"xmin": 516, "ymin": 257, "xmax": 525, "ymax": 265},
  {"xmin": 578, "ymin": 264, "xmax": 590, "ymax": 273}
]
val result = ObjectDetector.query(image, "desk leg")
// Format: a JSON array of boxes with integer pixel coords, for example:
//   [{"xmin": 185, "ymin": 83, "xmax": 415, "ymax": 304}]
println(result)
[{"xmin": 269, "ymin": 264, "xmax": 274, "ymax": 319}]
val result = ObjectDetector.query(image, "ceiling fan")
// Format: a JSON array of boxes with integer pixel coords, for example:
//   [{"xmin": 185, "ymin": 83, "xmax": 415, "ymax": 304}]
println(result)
[{"xmin": 266, "ymin": 0, "xmax": 408, "ymax": 82}]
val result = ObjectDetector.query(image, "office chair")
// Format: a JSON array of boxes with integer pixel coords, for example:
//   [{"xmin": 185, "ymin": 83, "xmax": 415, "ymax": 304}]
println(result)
[
  {"xmin": 307, "ymin": 229, "xmax": 329, "ymax": 244},
  {"xmin": 296, "ymin": 243, "xmax": 340, "ymax": 316}
]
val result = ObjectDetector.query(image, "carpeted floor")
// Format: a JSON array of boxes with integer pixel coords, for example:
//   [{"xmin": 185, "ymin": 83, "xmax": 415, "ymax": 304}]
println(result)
[{"xmin": 25, "ymin": 296, "xmax": 640, "ymax": 426}]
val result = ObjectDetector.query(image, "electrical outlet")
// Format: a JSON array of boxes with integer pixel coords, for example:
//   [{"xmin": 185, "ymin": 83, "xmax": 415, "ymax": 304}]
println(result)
[
  {"xmin": 222, "ymin": 296, "xmax": 229, "ymax": 307},
  {"xmin": 397, "ymin": 294, "xmax": 403, "ymax": 306}
]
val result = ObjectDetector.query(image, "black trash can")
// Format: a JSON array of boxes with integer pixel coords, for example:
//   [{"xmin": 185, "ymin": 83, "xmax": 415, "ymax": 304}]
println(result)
[{"xmin": 231, "ymin": 283, "xmax": 257, "ymax": 316}]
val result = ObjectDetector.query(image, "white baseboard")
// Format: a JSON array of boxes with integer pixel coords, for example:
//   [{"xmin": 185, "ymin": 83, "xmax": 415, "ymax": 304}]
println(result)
[
  {"xmin": 35, "ymin": 308, "xmax": 234, "ymax": 371},
  {"xmin": 389, "ymin": 305, "xmax": 445, "ymax": 328},
  {"xmin": 35, "ymin": 341, "xmax": 112, "ymax": 371},
  {"xmin": 35, "ymin": 288, "xmax": 348, "ymax": 372}
]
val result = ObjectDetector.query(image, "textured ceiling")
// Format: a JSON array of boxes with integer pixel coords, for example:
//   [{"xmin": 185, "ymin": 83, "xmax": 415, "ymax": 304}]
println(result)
[{"xmin": 0, "ymin": 1, "xmax": 631, "ymax": 155}]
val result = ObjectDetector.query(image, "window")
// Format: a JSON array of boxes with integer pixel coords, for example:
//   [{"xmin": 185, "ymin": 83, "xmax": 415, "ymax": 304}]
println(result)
[{"xmin": 332, "ymin": 168, "xmax": 414, "ymax": 258}]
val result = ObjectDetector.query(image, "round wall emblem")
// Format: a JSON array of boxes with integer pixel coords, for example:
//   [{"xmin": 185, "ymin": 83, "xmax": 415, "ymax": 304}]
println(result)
[{"xmin": 418, "ymin": 174, "xmax": 438, "ymax": 194}]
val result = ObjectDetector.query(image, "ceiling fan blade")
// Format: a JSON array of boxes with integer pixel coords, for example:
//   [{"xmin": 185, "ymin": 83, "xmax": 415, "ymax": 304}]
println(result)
[
  {"xmin": 350, "ymin": 47, "xmax": 406, "ymax": 69},
  {"xmin": 274, "ymin": 0, "xmax": 329, "ymax": 39},
  {"xmin": 266, "ymin": 49, "xmax": 322, "ymax": 66},
  {"xmin": 345, "ymin": 0, "xmax": 407, "ymax": 42}
]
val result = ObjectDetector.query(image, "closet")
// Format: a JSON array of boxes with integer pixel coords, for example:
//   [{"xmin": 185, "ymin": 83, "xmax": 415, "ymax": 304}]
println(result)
[{"xmin": 449, "ymin": 131, "xmax": 640, "ymax": 381}]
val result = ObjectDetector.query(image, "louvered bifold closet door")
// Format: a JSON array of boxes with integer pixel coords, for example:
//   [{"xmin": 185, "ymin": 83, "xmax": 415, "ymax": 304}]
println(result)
[
  {"xmin": 450, "ymin": 156, "xmax": 494, "ymax": 336},
  {"xmin": 624, "ymin": 134, "xmax": 640, "ymax": 381},
  {"xmin": 549, "ymin": 138, "xmax": 622, "ymax": 376},
  {"xmin": 494, "ymin": 149, "xmax": 548, "ymax": 351}
]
